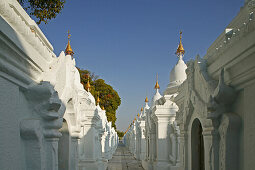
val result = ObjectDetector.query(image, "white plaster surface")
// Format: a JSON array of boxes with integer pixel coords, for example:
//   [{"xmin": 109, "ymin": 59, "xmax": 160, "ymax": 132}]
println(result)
[
  {"xmin": 124, "ymin": 1, "xmax": 255, "ymax": 170},
  {"xmin": 0, "ymin": 0, "xmax": 118, "ymax": 169},
  {"xmin": 1, "ymin": 0, "xmax": 255, "ymax": 169}
]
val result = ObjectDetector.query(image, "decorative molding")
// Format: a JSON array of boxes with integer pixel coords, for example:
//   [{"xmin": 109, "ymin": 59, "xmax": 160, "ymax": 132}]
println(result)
[
  {"xmin": 0, "ymin": 0, "xmax": 55, "ymax": 61},
  {"xmin": 0, "ymin": 23, "xmax": 46, "ymax": 87},
  {"xmin": 206, "ymin": 3, "xmax": 255, "ymax": 61}
]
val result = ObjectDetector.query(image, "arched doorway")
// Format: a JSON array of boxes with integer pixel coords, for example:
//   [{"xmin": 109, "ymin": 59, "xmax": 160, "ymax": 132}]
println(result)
[
  {"xmin": 191, "ymin": 119, "xmax": 204, "ymax": 170},
  {"xmin": 58, "ymin": 119, "xmax": 70, "ymax": 170}
]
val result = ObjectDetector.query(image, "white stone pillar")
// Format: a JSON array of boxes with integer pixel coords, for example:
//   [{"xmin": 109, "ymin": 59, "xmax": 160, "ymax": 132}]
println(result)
[
  {"xmin": 44, "ymin": 138, "xmax": 59, "ymax": 170},
  {"xmin": 70, "ymin": 137, "xmax": 79, "ymax": 170}
]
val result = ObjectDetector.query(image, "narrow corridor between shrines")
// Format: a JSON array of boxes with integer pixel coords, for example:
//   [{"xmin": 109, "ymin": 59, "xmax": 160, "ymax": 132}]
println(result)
[{"xmin": 107, "ymin": 142, "xmax": 144, "ymax": 170}]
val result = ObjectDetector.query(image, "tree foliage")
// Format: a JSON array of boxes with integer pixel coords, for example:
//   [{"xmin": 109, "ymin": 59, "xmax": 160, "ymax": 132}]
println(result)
[
  {"xmin": 116, "ymin": 130, "xmax": 124, "ymax": 139},
  {"xmin": 78, "ymin": 68, "xmax": 121, "ymax": 129},
  {"xmin": 17, "ymin": 0, "xmax": 66, "ymax": 24}
]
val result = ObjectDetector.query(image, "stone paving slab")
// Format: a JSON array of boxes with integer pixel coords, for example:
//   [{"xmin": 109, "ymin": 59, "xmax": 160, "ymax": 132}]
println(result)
[{"xmin": 107, "ymin": 143, "xmax": 144, "ymax": 170}]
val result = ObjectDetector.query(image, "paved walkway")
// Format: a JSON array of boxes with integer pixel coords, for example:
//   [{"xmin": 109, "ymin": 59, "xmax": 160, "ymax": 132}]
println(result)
[{"xmin": 107, "ymin": 142, "xmax": 144, "ymax": 170}]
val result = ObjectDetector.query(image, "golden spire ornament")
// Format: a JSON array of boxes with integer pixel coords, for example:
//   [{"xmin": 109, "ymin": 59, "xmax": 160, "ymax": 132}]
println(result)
[
  {"xmin": 154, "ymin": 73, "xmax": 160, "ymax": 89},
  {"xmin": 141, "ymin": 107, "xmax": 143, "ymax": 112},
  {"xmin": 65, "ymin": 30, "xmax": 74, "ymax": 58},
  {"xmin": 96, "ymin": 92, "xmax": 100, "ymax": 105},
  {"xmin": 176, "ymin": 31, "xmax": 185, "ymax": 56},
  {"xmin": 85, "ymin": 74, "xmax": 91, "ymax": 92},
  {"xmin": 145, "ymin": 96, "xmax": 149, "ymax": 103},
  {"xmin": 137, "ymin": 112, "xmax": 140, "ymax": 117}
]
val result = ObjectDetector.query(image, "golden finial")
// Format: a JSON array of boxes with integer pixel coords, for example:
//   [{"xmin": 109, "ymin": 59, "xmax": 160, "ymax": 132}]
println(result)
[
  {"xmin": 68, "ymin": 30, "xmax": 71, "ymax": 39},
  {"xmin": 85, "ymin": 74, "xmax": 91, "ymax": 92},
  {"xmin": 141, "ymin": 107, "xmax": 143, "ymax": 112},
  {"xmin": 102, "ymin": 106, "xmax": 105, "ymax": 110},
  {"xmin": 65, "ymin": 30, "xmax": 74, "ymax": 58},
  {"xmin": 96, "ymin": 92, "xmax": 100, "ymax": 105},
  {"xmin": 154, "ymin": 73, "xmax": 160, "ymax": 89},
  {"xmin": 137, "ymin": 112, "xmax": 140, "ymax": 117},
  {"xmin": 145, "ymin": 96, "xmax": 149, "ymax": 103},
  {"xmin": 134, "ymin": 117, "xmax": 136, "ymax": 120},
  {"xmin": 176, "ymin": 31, "xmax": 185, "ymax": 56}
]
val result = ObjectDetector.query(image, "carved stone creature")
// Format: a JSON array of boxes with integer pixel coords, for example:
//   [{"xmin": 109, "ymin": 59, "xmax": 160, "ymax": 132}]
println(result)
[
  {"xmin": 21, "ymin": 81, "xmax": 65, "ymax": 170},
  {"xmin": 207, "ymin": 69, "xmax": 236, "ymax": 118},
  {"xmin": 23, "ymin": 81, "xmax": 65, "ymax": 138}
]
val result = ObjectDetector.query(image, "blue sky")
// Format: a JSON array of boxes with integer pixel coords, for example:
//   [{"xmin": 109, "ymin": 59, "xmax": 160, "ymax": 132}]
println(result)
[{"xmin": 39, "ymin": 0, "xmax": 244, "ymax": 131}]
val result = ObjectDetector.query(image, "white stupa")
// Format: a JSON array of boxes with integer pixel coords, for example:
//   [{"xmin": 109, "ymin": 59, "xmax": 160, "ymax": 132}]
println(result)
[
  {"xmin": 85, "ymin": 75, "xmax": 96, "ymax": 104},
  {"xmin": 151, "ymin": 74, "xmax": 162, "ymax": 107},
  {"xmin": 164, "ymin": 31, "xmax": 187, "ymax": 95},
  {"xmin": 139, "ymin": 96, "xmax": 150, "ymax": 119},
  {"xmin": 95, "ymin": 94, "xmax": 102, "ymax": 111},
  {"xmin": 144, "ymin": 96, "xmax": 150, "ymax": 110}
]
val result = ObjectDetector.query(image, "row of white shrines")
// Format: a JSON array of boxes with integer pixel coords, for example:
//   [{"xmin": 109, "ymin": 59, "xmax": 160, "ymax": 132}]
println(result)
[
  {"xmin": 1, "ymin": 0, "xmax": 255, "ymax": 170},
  {"xmin": 124, "ymin": 0, "xmax": 255, "ymax": 170},
  {"xmin": 0, "ymin": 0, "xmax": 118, "ymax": 170}
]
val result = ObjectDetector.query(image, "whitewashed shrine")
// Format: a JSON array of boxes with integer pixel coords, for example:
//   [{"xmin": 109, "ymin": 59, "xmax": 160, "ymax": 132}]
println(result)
[
  {"xmin": 124, "ymin": 0, "xmax": 255, "ymax": 170},
  {"xmin": 0, "ymin": 0, "xmax": 118, "ymax": 169}
]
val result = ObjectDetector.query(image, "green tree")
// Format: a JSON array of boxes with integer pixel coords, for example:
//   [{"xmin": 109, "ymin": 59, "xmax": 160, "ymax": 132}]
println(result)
[
  {"xmin": 78, "ymin": 68, "xmax": 121, "ymax": 129},
  {"xmin": 116, "ymin": 130, "xmax": 124, "ymax": 139},
  {"xmin": 17, "ymin": 0, "xmax": 66, "ymax": 24}
]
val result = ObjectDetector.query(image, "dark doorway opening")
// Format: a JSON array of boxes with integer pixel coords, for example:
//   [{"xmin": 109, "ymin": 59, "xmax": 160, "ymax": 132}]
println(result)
[{"xmin": 191, "ymin": 118, "xmax": 204, "ymax": 170}]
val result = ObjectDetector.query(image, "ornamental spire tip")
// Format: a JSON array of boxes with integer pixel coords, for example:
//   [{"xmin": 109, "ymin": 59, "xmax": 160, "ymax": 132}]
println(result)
[
  {"xmin": 65, "ymin": 30, "xmax": 74, "ymax": 58},
  {"xmin": 154, "ymin": 73, "xmax": 160, "ymax": 89},
  {"xmin": 175, "ymin": 31, "xmax": 185, "ymax": 57}
]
